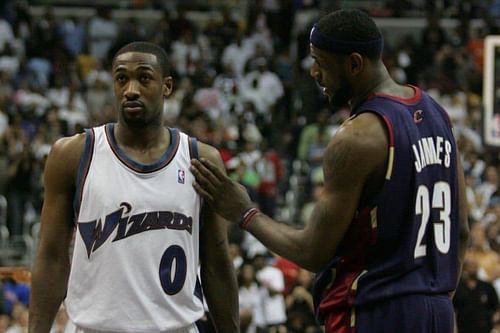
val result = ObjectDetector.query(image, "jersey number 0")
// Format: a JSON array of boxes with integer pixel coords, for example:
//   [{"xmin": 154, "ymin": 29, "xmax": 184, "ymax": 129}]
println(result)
[{"xmin": 159, "ymin": 245, "xmax": 187, "ymax": 295}]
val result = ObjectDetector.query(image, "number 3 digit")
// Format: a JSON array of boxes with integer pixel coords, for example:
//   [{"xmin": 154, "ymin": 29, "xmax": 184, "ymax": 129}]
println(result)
[{"xmin": 159, "ymin": 245, "xmax": 187, "ymax": 295}]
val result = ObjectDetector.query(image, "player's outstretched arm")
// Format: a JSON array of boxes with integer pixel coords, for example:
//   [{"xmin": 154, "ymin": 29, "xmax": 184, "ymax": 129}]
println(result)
[
  {"xmin": 29, "ymin": 134, "xmax": 84, "ymax": 333},
  {"xmin": 197, "ymin": 143, "xmax": 240, "ymax": 333},
  {"xmin": 191, "ymin": 113, "xmax": 388, "ymax": 272}
]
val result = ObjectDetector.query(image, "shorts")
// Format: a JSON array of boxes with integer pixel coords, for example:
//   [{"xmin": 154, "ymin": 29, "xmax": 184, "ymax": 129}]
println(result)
[{"xmin": 324, "ymin": 294, "xmax": 454, "ymax": 333}]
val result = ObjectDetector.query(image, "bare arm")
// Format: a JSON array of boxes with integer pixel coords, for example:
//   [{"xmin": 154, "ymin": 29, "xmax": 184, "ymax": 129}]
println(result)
[
  {"xmin": 198, "ymin": 143, "xmax": 240, "ymax": 333},
  {"xmin": 29, "ymin": 134, "xmax": 84, "ymax": 333},
  {"xmin": 192, "ymin": 113, "xmax": 387, "ymax": 272}
]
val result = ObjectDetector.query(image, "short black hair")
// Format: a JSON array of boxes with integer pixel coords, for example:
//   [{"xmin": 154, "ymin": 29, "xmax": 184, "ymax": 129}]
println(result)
[
  {"xmin": 316, "ymin": 9, "xmax": 382, "ymax": 59},
  {"xmin": 113, "ymin": 41, "xmax": 170, "ymax": 77}
]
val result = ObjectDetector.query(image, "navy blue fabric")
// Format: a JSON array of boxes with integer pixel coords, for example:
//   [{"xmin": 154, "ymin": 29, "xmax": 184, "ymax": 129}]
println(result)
[
  {"xmin": 353, "ymin": 87, "xmax": 459, "ymax": 305},
  {"xmin": 310, "ymin": 23, "xmax": 383, "ymax": 57},
  {"xmin": 355, "ymin": 294, "xmax": 454, "ymax": 333}
]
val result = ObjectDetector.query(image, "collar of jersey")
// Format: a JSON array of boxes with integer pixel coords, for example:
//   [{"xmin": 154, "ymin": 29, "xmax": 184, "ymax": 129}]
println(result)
[{"xmin": 105, "ymin": 123, "xmax": 180, "ymax": 173}]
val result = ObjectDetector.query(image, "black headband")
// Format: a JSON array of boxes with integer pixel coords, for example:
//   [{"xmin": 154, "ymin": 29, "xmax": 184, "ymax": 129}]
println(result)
[{"xmin": 309, "ymin": 23, "xmax": 383, "ymax": 57}]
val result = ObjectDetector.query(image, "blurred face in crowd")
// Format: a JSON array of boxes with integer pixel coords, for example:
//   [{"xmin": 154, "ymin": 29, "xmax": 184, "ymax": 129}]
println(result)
[
  {"xmin": 310, "ymin": 45, "xmax": 353, "ymax": 110},
  {"xmin": 240, "ymin": 263, "xmax": 255, "ymax": 285},
  {"xmin": 462, "ymin": 258, "xmax": 479, "ymax": 280},
  {"xmin": 470, "ymin": 223, "xmax": 487, "ymax": 248},
  {"xmin": 485, "ymin": 165, "xmax": 499, "ymax": 185},
  {"xmin": 112, "ymin": 52, "xmax": 172, "ymax": 128}
]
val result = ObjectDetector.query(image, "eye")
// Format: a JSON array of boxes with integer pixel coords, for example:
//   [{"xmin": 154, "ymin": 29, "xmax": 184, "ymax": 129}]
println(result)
[
  {"xmin": 115, "ymin": 74, "xmax": 127, "ymax": 84},
  {"xmin": 140, "ymin": 74, "xmax": 152, "ymax": 83}
]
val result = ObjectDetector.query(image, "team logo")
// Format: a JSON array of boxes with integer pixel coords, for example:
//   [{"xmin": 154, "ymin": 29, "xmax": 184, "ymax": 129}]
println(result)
[
  {"xmin": 413, "ymin": 109, "xmax": 424, "ymax": 123},
  {"xmin": 178, "ymin": 169, "xmax": 185, "ymax": 184},
  {"xmin": 77, "ymin": 202, "xmax": 194, "ymax": 258}
]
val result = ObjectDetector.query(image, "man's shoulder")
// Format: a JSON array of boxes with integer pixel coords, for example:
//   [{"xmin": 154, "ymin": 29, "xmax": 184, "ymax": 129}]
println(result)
[
  {"xmin": 331, "ymin": 112, "xmax": 387, "ymax": 153},
  {"xmin": 48, "ymin": 132, "xmax": 87, "ymax": 173},
  {"xmin": 196, "ymin": 141, "xmax": 222, "ymax": 164},
  {"xmin": 52, "ymin": 132, "xmax": 86, "ymax": 154}
]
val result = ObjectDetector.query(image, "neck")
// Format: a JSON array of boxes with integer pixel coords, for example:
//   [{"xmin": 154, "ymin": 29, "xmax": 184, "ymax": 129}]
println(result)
[
  {"xmin": 350, "ymin": 64, "xmax": 395, "ymax": 110},
  {"xmin": 114, "ymin": 121, "xmax": 168, "ymax": 151}
]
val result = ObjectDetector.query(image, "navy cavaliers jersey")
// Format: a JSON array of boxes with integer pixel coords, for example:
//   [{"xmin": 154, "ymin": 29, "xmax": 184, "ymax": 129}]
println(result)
[
  {"xmin": 65, "ymin": 124, "xmax": 204, "ymax": 332},
  {"xmin": 314, "ymin": 86, "xmax": 459, "ymax": 329}
]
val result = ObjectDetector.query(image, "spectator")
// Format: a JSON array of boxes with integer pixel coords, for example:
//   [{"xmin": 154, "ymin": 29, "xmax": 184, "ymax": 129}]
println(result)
[
  {"xmin": 5, "ymin": 143, "xmax": 34, "ymax": 236},
  {"xmin": 238, "ymin": 262, "xmax": 267, "ymax": 333},
  {"xmin": 285, "ymin": 269, "xmax": 319, "ymax": 333},
  {"xmin": 2, "ymin": 277, "xmax": 29, "ymax": 316},
  {"xmin": 221, "ymin": 34, "xmax": 253, "ymax": 77},
  {"xmin": 240, "ymin": 57, "xmax": 284, "ymax": 117},
  {"xmin": 468, "ymin": 222, "xmax": 500, "ymax": 282},
  {"xmin": 87, "ymin": 6, "xmax": 118, "ymax": 65},
  {"xmin": 0, "ymin": 15, "xmax": 14, "ymax": 53},
  {"xmin": 5, "ymin": 303, "xmax": 28, "ymax": 333},
  {"xmin": 170, "ymin": 28, "xmax": 202, "ymax": 77},
  {"xmin": 59, "ymin": 16, "xmax": 86, "ymax": 58},
  {"xmin": 253, "ymin": 253, "xmax": 287, "ymax": 331},
  {"xmin": 454, "ymin": 257, "xmax": 499, "ymax": 333},
  {"xmin": 0, "ymin": 315, "xmax": 9, "ymax": 333}
]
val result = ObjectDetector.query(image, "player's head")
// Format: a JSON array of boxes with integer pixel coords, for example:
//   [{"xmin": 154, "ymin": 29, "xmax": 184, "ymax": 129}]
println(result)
[
  {"xmin": 113, "ymin": 41, "xmax": 171, "ymax": 77},
  {"xmin": 112, "ymin": 41, "xmax": 172, "ymax": 128},
  {"xmin": 309, "ymin": 9, "xmax": 383, "ymax": 109}
]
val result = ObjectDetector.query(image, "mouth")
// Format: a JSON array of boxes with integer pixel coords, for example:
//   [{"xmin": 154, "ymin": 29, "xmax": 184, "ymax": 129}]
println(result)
[
  {"xmin": 123, "ymin": 106, "xmax": 143, "ymax": 112},
  {"xmin": 122, "ymin": 102, "xmax": 144, "ymax": 113}
]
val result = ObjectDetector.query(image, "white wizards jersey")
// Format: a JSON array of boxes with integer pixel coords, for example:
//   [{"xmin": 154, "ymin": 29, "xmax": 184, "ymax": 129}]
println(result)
[{"xmin": 65, "ymin": 124, "xmax": 204, "ymax": 332}]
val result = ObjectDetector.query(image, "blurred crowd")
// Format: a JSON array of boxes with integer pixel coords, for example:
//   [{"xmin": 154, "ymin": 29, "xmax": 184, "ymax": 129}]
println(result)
[{"xmin": 0, "ymin": 0, "xmax": 499, "ymax": 332}]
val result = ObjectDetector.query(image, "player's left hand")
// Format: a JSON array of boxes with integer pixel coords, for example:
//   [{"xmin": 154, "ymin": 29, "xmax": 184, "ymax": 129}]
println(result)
[{"xmin": 191, "ymin": 158, "xmax": 253, "ymax": 223}]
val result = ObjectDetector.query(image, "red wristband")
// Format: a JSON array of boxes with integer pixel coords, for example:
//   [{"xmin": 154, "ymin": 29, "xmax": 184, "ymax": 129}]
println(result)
[{"xmin": 239, "ymin": 207, "xmax": 260, "ymax": 230}]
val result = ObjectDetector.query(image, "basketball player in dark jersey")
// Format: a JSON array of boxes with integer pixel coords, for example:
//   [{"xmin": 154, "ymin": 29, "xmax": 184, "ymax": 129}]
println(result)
[{"xmin": 191, "ymin": 9, "xmax": 469, "ymax": 333}]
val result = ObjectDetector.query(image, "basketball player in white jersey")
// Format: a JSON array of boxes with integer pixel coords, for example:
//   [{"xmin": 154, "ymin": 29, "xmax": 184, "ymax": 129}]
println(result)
[{"xmin": 29, "ymin": 42, "xmax": 239, "ymax": 333}]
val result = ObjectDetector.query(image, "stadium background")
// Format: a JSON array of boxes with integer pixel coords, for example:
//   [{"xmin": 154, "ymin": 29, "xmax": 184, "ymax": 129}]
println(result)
[{"xmin": 0, "ymin": 0, "xmax": 498, "ymax": 332}]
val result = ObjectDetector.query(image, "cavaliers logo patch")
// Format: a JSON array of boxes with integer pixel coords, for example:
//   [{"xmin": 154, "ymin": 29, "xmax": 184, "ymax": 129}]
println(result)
[
  {"xmin": 178, "ymin": 169, "xmax": 185, "ymax": 184},
  {"xmin": 413, "ymin": 109, "xmax": 423, "ymax": 123}
]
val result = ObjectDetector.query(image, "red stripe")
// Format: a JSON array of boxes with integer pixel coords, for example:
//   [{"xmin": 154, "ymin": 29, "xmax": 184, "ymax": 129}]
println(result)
[
  {"xmin": 371, "ymin": 84, "xmax": 422, "ymax": 105},
  {"xmin": 381, "ymin": 115, "xmax": 394, "ymax": 147}
]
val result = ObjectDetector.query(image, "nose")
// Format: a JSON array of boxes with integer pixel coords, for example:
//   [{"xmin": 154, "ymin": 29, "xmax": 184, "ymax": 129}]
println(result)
[{"xmin": 124, "ymin": 80, "xmax": 140, "ymax": 99}]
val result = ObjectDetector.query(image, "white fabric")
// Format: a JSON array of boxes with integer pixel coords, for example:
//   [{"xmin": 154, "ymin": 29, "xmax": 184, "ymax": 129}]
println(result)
[
  {"xmin": 65, "ymin": 125, "xmax": 203, "ymax": 332},
  {"xmin": 239, "ymin": 283, "xmax": 267, "ymax": 331},
  {"xmin": 256, "ymin": 266, "xmax": 287, "ymax": 325},
  {"xmin": 65, "ymin": 322, "xmax": 199, "ymax": 333},
  {"xmin": 0, "ymin": 20, "xmax": 14, "ymax": 52}
]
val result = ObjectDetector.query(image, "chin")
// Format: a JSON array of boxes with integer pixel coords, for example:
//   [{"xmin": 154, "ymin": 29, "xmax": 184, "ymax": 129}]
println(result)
[
  {"xmin": 329, "ymin": 88, "xmax": 352, "ymax": 111},
  {"xmin": 122, "ymin": 116, "xmax": 148, "ymax": 128}
]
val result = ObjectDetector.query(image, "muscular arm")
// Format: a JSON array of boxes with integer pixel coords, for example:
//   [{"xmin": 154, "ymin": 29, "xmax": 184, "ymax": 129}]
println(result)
[
  {"xmin": 198, "ymin": 143, "xmax": 240, "ymax": 333},
  {"xmin": 245, "ymin": 114, "xmax": 386, "ymax": 271},
  {"xmin": 29, "ymin": 134, "xmax": 84, "ymax": 333},
  {"xmin": 192, "ymin": 113, "xmax": 387, "ymax": 272}
]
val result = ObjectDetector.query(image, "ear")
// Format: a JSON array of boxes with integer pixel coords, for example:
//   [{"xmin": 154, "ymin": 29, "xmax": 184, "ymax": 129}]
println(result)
[
  {"xmin": 162, "ymin": 76, "xmax": 173, "ymax": 97},
  {"xmin": 346, "ymin": 53, "xmax": 364, "ymax": 76}
]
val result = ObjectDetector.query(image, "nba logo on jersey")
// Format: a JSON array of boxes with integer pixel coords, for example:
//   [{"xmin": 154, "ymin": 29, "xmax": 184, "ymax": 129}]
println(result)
[{"xmin": 178, "ymin": 169, "xmax": 185, "ymax": 184}]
